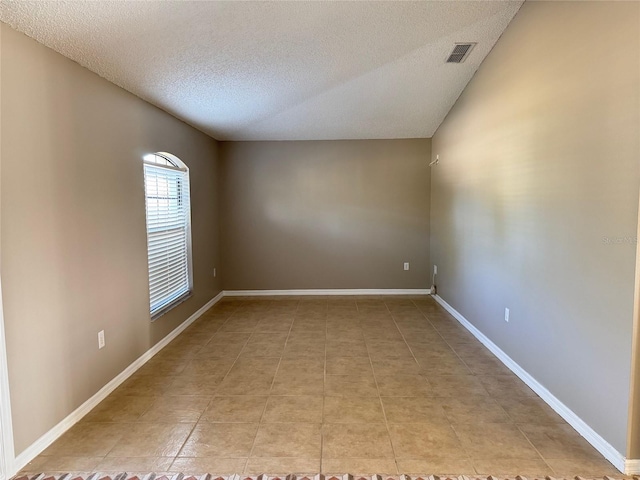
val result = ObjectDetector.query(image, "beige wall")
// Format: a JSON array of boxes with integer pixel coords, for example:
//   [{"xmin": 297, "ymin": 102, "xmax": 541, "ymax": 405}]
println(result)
[
  {"xmin": 430, "ymin": 1, "xmax": 639, "ymax": 454},
  {"xmin": 0, "ymin": 24, "xmax": 221, "ymax": 454},
  {"xmin": 220, "ymin": 140, "xmax": 431, "ymax": 291}
]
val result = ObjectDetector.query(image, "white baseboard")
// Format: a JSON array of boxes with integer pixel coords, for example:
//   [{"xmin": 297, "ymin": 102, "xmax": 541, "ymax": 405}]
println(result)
[
  {"xmin": 433, "ymin": 294, "xmax": 627, "ymax": 474},
  {"xmin": 11, "ymin": 291, "xmax": 224, "ymax": 475},
  {"xmin": 223, "ymin": 289, "xmax": 430, "ymax": 297},
  {"xmin": 626, "ymin": 459, "xmax": 640, "ymax": 475}
]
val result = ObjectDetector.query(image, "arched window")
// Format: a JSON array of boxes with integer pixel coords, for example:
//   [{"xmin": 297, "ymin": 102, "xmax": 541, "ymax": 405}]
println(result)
[{"xmin": 143, "ymin": 152, "xmax": 193, "ymax": 318}]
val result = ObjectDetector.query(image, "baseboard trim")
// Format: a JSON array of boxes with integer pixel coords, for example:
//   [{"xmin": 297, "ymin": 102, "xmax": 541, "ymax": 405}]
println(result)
[
  {"xmin": 12, "ymin": 291, "xmax": 224, "ymax": 475},
  {"xmin": 223, "ymin": 289, "xmax": 431, "ymax": 297},
  {"xmin": 626, "ymin": 459, "xmax": 640, "ymax": 475},
  {"xmin": 433, "ymin": 294, "xmax": 627, "ymax": 473}
]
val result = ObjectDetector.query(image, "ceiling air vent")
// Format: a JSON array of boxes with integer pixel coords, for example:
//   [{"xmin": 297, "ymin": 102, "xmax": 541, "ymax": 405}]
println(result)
[{"xmin": 446, "ymin": 43, "xmax": 476, "ymax": 63}]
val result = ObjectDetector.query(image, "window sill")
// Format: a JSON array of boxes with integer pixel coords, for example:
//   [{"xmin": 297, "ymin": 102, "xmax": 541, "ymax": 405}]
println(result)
[{"xmin": 150, "ymin": 291, "xmax": 193, "ymax": 321}]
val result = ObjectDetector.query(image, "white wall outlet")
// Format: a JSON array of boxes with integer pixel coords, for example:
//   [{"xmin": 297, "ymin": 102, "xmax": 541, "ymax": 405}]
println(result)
[
  {"xmin": 213, "ymin": 267, "xmax": 217, "ymax": 278},
  {"xmin": 403, "ymin": 262, "xmax": 410, "ymax": 271},
  {"xmin": 98, "ymin": 330, "xmax": 105, "ymax": 349},
  {"xmin": 504, "ymin": 308, "xmax": 510, "ymax": 323},
  {"xmin": 434, "ymin": 265, "xmax": 438, "ymax": 275}
]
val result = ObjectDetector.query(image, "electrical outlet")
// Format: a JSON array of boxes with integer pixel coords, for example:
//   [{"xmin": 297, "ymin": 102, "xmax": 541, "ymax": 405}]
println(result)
[
  {"xmin": 403, "ymin": 262, "xmax": 410, "ymax": 271},
  {"xmin": 434, "ymin": 265, "xmax": 438, "ymax": 275},
  {"xmin": 98, "ymin": 330, "xmax": 105, "ymax": 349},
  {"xmin": 504, "ymin": 308, "xmax": 510, "ymax": 323},
  {"xmin": 213, "ymin": 267, "xmax": 217, "ymax": 278}
]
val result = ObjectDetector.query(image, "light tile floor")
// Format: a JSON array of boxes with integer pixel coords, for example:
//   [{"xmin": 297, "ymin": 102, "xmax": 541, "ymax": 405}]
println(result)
[{"xmin": 22, "ymin": 296, "xmax": 620, "ymax": 476}]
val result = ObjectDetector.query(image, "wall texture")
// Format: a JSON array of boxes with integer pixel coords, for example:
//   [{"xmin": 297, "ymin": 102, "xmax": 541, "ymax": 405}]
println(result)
[
  {"xmin": 220, "ymin": 140, "xmax": 431, "ymax": 291},
  {"xmin": 1, "ymin": 24, "xmax": 221, "ymax": 455},
  {"xmin": 430, "ymin": 1, "xmax": 639, "ymax": 455}
]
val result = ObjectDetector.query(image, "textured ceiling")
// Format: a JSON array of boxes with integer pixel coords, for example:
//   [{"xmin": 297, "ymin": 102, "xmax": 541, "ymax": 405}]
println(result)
[{"xmin": 0, "ymin": 1, "xmax": 523, "ymax": 141}]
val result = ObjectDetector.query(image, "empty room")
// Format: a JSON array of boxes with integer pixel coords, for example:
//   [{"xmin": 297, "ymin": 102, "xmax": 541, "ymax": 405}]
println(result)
[{"xmin": 0, "ymin": 1, "xmax": 639, "ymax": 479}]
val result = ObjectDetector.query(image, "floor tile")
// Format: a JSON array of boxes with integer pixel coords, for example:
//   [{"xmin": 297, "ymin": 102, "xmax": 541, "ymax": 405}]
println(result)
[
  {"xmin": 471, "ymin": 457, "xmax": 553, "ymax": 476},
  {"xmin": 463, "ymin": 356, "xmax": 512, "ymax": 375},
  {"xmin": 201, "ymin": 396, "xmax": 268, "ymax": 423},
  {"xmin": 396, "ymin": 456, "xmax": 475, "ymax": 475},
  {"xmin": 283, "ymin": 342, "xmax": 326, "ymax": 358},
  {"xmin": 271, "ymin": 371, "xmax": 324, "ymax": 395},
  {"xmin": 322, "ymin": 458, "xmax": 398, "ymax": 474},
  {"xmin": 326, "ymin": 341, "xmax": 369, "ymax": 357},
  {"xmin": 245, "ymin": 457, "xmax": 320, "ymax": 474},
  {"xmin": 417, "ymin": 357, "xmax": 472, "ymax": 375},
  {"xmin": 388, "ymin": 423, "xmax": 462, "ymax": 459},
  {"xmin": 497, "ymin": 396, "xmax": 564, "ymax": 424},
  {"xmin": 108, "ymin": 422, "xmax": 194, "ymax": 457},
  {"xmin": 139, "ymin": 395, "xmax": 211, "ymax": 423},
  {"xmin": 179, "ymin": 423, "xmax": 258, "ymax": 457},
  {"xmin": 252, "ymin": 423, "xmax": 322, "ymax": 458},
  {"xmin": 182, "ymin": 358, "xmax": 235, "ymax": 377},
  {"xmin": 82, "ymin": 395, "xmax": 155, "ymax": 423},
  {"xmin": 209, "ymin": 332, "xmax": 253, "ymax": 344},
  {"xmin": 166, "ymin": 374, "xmax": 223, "ymax": 395},
  {"xmin": 371, "ymin": 358, "xmax": 421, "ymax": 376},
  {"xmin": 22, "ymin": 456, "xmax": 102, "ymax": 473},
  {"xmin": 228, "ymin": 357, "xmax": 281, "ymax": 375},
  {"xmin": 137, "ymin": 357, "xmax": 191, "ymax": 376},
  {"xmin": 376, "ymin": 375, "xmax": 431, "ymax": 397},
  {"xmin": 453, "ymin": 423, "xmax": 541, "ymax": 460},
  {"xmin": 169, "ymin": 457, "xmax": 248, "ymax": 474},
  {"xmin": 218, "ymin": 318, "xmax": 260, "ymax": 333},
  {"xmin": 478, "ymin": 374, "xmax": 536, "ymax": 397},
  {"xmin": 326, "ymin": 357, "xmax": 373, "ymax": 375},
  {"xmin": 426, "ymin": 374, "xmax": 489, "ymax": 397},
  {"xmin": 322, "ymin": 424, "xmax": 394, "ymax": 458},
  {"xmin": 41, "ymin": 422, "xmax": 125, "ymax": 457},
  {"xmin": 544, "ymin": 456, "xmax": 620, "ymax": 476},
  {"xmin": 278, "ymin": 357, "xmax": 325, "ymax": 374},
  {"xmin": 116, "ymin": 374, "xmax": 175, "ymax": 396},
  {"xmin": 218, "ymin": 371, "xmax": 277, "ymax": 395},
  {"xmin": 196, "ymin": 342, "xmax": 246, "ymax": 359},
  {"xmin": 381, "ymin": 397, "xmax": 448, "ymax": 424},
  {"xmin": 262, "ymin": 396, "xmax": 323, "ymax": 423},
  {"xmin": 440, "ymin": 396, "xmax": 511, "ymax": 424},
  {"xmin": 255, "ymin": 317, "xmax": 294, "ymax": 333},
  {"xmin": 246, "ymin": 333, "xmax": 288, "ymax": 356},
  {"xmin": 325, "ymin": 374, "xmax": 378, "ymax": 396},
  {"xmin": 517, "ymin": 423, "xmax": 604, "ymax": 460},
  {"xmin": 96, "ymin": 456, "xmax": 174, "ymax": 472},
  {"xmin": 323, "ymin": 397, "xmax": 385, "ymax": 423}
]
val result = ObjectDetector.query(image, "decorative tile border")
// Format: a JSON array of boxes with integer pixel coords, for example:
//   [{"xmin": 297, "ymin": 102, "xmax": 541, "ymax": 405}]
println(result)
[{"xmin": 11, "ymin": 473, "xmax": 640, "ymax": 480}]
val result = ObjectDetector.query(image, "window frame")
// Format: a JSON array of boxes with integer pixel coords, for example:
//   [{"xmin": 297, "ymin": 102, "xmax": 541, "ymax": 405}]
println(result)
[{"xmin": 142, "ymin": 152, "xmax": 194, "ymax": 320}]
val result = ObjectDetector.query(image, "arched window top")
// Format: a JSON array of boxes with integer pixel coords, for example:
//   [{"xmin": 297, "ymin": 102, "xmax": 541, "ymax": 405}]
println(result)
[{"xmin": 143, "ymin": 152, "xmax": 188, "ymax": 171}]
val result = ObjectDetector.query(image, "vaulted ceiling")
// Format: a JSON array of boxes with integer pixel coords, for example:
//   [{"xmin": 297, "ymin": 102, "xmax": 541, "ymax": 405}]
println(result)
[{"xmin": 0, "ymin": 1, "xmax": 523, "ymax": 140}]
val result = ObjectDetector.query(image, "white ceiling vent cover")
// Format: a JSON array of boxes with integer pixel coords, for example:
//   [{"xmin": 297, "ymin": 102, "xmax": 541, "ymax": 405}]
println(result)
[{"xmin": 446, "ymin": 43, "xmax": 477, "ymax": 63}]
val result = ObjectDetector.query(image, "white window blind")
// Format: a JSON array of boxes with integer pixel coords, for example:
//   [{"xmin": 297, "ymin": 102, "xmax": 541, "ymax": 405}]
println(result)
[{"xmin": 143, "ymin": 156, "xmax": 192, "ymax": 317}]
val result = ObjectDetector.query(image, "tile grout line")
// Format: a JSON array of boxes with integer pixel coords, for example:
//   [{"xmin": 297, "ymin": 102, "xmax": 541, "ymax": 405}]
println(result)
[
  {"xmin": 170, "ymin": 302, "xmax": 244, "ymax": 471},
  {"xmin": 411, "ymin": 298, "xmax": 483, "ymax": 475},
  {"xmin": 371, "ymin": 298, "xmax": 404, "ymax": 475},
  {"xmin": 242, "ymin": 298, "xmax": 300, "ymax": 474}
]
